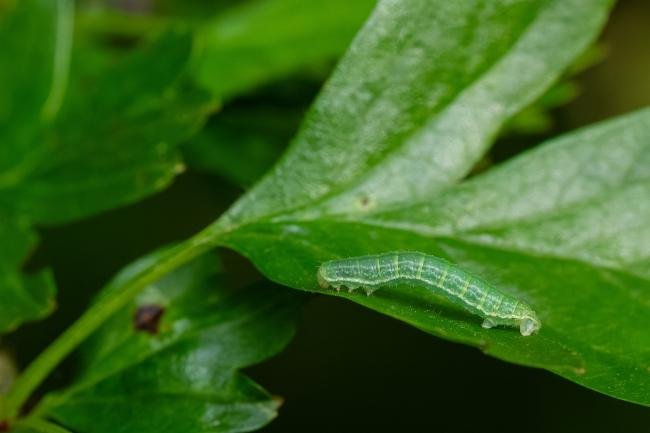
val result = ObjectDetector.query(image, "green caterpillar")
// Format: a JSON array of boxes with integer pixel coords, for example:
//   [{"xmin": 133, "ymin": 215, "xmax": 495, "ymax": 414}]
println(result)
[{"xmin": 317, "ymin": 252, "xmax": 541, "ymax": 336}]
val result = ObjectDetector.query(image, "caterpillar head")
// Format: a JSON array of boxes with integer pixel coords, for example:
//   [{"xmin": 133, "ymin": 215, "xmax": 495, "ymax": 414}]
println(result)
[{"xmin": 519, "ymin": 314, "xmax": 541, "ymax": 336}]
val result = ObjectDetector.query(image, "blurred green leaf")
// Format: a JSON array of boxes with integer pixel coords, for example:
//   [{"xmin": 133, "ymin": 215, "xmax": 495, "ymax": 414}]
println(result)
[
  {"xmin": 0, "ymin": 1, "xmax": 215, "ymax": 331},
  {"xmin": 504, "ymin": 44, "xmax": 607, "ymax": 135},
  {"xmin": 503, "ymin": 80, "xmax": 579, "ymax": 135},
  {"xmin": 192, "ymin": 0, "xmax": 376, "ymax": 100},
  {"xmin": 183, "ymin": 102, "xmax": 304, "ymax": 187},
  {"xmin": 0, "ymin": 221, "xmax": 55, "ymax": 334},
  {"xmin": 37, "ymin": 251, "xmax": 299, "ymax": 433},
  {"xmin": 78, "ymin": 0, "xmax": 377, "ymax": 186},
  {"xmin": 0, "ymin": 0, "xmax": 67, "ymax": 156},
  {"xmin": 1, "ymin": 31, "xmax": 216, "ymax": 223},
  {"xmin": 204, "ymin": 0, "xmax": 650, "ymax": 405},
  {"xmin": 0, "ymin": 0, "xmax": 69, "ymax": 333}
]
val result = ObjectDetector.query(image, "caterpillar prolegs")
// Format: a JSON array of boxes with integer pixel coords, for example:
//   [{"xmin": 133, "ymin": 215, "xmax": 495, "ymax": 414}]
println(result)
[{"xmin": 317, "ymin": 252, "xmax": 541, "ymax": 336}]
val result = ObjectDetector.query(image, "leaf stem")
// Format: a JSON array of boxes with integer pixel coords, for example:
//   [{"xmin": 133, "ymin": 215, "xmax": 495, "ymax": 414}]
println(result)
[
  {"xmin": 3, "ymin": 225, "xmax": 222, "ymax": 420},
  {"xmin": 16, "ymin": 418, "xmax": 73, "ymax": 433},
  {"xmin": 0, "ymin": 395, "xmax": 6, "ymax": 421}
]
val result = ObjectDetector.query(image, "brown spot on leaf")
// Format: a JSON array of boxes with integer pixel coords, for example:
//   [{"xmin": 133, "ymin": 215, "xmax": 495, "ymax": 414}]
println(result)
[
  {"xmin": 0, "ymin": 421, "xmax": 10, "ymax": 432},
  {"xmin": 359, "ymin": 196, "xmax": 370, "ymax": 207},
  {"xmin": 133, "ymin": 304, "xmax": 165, "ymax": 335}
]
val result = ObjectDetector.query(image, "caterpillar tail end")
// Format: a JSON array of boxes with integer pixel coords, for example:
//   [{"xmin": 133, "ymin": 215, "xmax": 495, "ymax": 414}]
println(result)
[{"xmin": 317, "ymin": 267, "xmax": 330, "ymax": 289}]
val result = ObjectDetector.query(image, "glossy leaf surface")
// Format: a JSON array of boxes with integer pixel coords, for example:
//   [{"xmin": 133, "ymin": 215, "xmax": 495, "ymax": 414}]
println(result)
[{"xmin": 39, "ymin": 252, "xmax": 299, "ymax": 433}]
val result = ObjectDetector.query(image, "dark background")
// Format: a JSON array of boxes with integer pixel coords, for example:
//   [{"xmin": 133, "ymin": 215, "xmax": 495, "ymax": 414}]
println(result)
[{"xmin": 9, "ymin": 0, "xmax": 650, "ymax": 431}]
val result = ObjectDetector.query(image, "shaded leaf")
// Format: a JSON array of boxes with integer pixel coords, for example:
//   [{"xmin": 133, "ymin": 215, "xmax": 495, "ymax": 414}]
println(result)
[
  {"xmin": 38, "ymin": 251, "xmax": 299, "ymax": 433},
  {"xmin": 503, "ymin": 44, "xmax": 606, "ymax": 135},
  {"xmin": 0, "ymin": 0, "xmax": 68, "ymax": 161},
  {"xmin": 0, "ymin": 220, "xmax": 55, "ymax": 334},
  {"xmin": 0, "ymin": 0, "xmax": 67, "ymax": 333},
  {"xmin": 0, "ymin": 31, "xmax": 216, "ymax": 223},
  {"xmin": 183, "ymin": 102, "xmax": 304, "ymax": 187},
  {"xmin": 192, "ymin": 0, "xmax": 376, "ymax": 99},
  {"xmin": 0, "ymin": 2, "xmax": 214, "ymax": 330}
]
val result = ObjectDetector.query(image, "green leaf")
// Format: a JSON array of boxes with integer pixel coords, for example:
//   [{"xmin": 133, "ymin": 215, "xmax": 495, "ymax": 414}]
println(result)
[
  {"xmin": 0, "ymin": 220, "xmax": 55, "ymax": 334},
  {"xmin": 503, "ymin": 44, "xmax": 606, "ymax": 135},
  {"xmin": 221, "ymin": 0, "xmax": 613, "ymax": 227},
  {"xmin": 383, "ymin": 109, "xmax": 650, "ymax": 279},
  {"xmin": 37, "ymin": 251, "xmax": 299, "ymax": 433},
  {"xmin": 0, "ymin": 0, "xmax": 69, "ymax": 150},
  {"xmin": 192, "ymin": 0, "xmax": 376, "ymax": 99},
  {"xmin": 202, "ymin": 0, "xmax": 650, "ymax": 405},
  {"xmin": 218, "ymin": 109, "xmax": 650, "ymax": 405},
  {"xmin": 0, "ymin": 0, "xmax": 67, "ymax": 334},
  {"xmin": 183, "ymin": 103, "xmax": 304, "ymax": 187},
  {"xmin": 0, "ymin": 30, "xmax": 216, "ymax": 223},
  {"xmin": 0, "ymin": 1, "xmax": 215, "ymax": 331}
]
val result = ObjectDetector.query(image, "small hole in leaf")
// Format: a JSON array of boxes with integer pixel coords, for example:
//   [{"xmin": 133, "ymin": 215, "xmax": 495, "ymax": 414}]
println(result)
[{"xmin": 133, "ymin": 304, "xmax": 165, "ymax": 335}]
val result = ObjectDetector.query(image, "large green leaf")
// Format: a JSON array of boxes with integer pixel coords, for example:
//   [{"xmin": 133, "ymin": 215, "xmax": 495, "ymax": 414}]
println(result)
[
  {"xmin": 35, "ymin": 251, "xmax": 299, "ymax": 433},
  {"xmin": 192, "ymin": 0, "xmax": 376, "ymax": 100},
  {"xmin": 221, "ymin": 0, "xmax": 613, "ymax": 227},
  {"xmin": 218, "ymin": 110, "xmax": 650, "ymax": 405},
  {"xmin": 200, "ymin": 0, "xmax": 650, "ymax": 405}
]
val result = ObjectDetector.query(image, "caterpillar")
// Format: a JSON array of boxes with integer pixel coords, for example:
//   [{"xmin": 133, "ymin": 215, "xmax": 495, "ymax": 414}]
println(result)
[{"xmin": 317, "ymin": 252, "xmax": 540, "ymax": 336}]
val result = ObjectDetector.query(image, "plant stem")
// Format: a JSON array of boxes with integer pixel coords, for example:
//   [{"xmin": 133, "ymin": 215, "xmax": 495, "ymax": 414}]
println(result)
[
  {"xmin": 3, "ymin": 225, "xmax": 222, "ymax": 420},
  {"xmin": 17, "ymin": 418, "xmax": 73, "ymax": 433},
  {"xmin": 0, "ymin": 395, "xmax": 6, "ymax": 422}
]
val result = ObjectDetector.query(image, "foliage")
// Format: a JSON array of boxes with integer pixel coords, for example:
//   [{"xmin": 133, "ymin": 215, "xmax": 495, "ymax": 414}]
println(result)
[{"xmin": 0, "ymin": 0, "xmax": 648, "ymax": 432}]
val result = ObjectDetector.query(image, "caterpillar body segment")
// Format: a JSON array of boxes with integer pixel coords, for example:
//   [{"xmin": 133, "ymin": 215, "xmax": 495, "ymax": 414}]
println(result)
[{"xmin": 317, "ymin": 252, "xmax": 540, "ymax": 336}]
